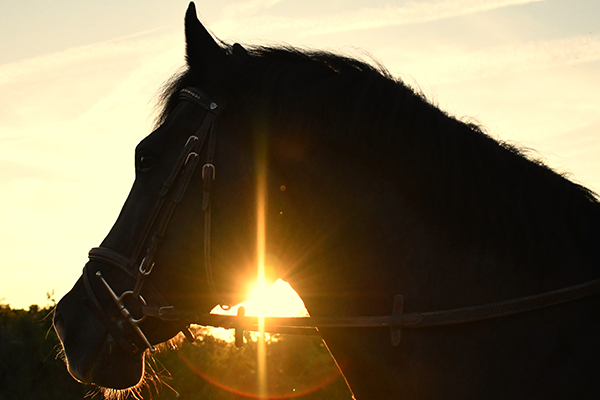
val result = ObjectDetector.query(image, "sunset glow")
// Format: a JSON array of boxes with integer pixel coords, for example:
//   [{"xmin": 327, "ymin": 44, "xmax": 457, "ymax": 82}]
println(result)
[
  {"xmin": 208, "ymin": 279, "xmax": 308, "ymax": 344},
  {"xmin": 247, "ymin": 280, "xmax": 307, "ymax": 318},
  {"xmin": 212, "ymin": 279, "xmax": 308, "ymax": 319}
]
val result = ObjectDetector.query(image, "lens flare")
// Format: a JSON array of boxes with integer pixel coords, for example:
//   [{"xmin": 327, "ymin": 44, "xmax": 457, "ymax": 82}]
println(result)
[
  {"xmin": 178, "ymin": 347, "xmax": 342, "ymax": 399},
  {"xmin": 256, "ymin": 122, "xmax": 268, "ymax": 399}
]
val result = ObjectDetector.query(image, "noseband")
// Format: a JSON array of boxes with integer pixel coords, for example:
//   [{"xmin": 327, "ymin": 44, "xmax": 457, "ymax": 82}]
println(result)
[{"xmin": 81, "ymin": 87, "xmax": 600, "ymax": 356}]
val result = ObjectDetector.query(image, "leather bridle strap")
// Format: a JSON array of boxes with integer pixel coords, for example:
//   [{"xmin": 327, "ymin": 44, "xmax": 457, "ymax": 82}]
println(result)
[
  {"xmin": 88, "ymin": 247, "xmax": 135, "ymax": 276},
  {"xmin": 144, "ymin": 276, "xmax": 600, "ymax": 346},
  {"xmin": 130, "ymin": 89, "xmax": 222, "ymax": 297},
  {"xmin": 182, "ymin": 87, "xmax": 226, "ymax": 307},
  {"xmin": 82, "ymin": 265, "xmax": 139, "ymax": 354}
]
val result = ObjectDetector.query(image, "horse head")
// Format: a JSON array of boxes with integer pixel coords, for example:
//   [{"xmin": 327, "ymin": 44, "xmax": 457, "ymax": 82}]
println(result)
[{"xmin": 53, "ymin": 4, "xmax": 259, "ymax": 388}]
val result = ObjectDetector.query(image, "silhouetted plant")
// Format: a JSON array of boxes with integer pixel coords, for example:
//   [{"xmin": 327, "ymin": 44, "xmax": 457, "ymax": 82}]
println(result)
[{"xmin": 0, "ymin": 302, "xmax": 352, "ymax": 399}]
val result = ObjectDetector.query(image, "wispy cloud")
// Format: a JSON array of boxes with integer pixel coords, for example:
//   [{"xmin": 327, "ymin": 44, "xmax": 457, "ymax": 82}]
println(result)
[
  {"xmin": 214, "ymin": 0, "xmax": 545, "ymax": 38},
  {"xmin": 0, "ymin": 27, "xmax": 178, "ymax": 86},
  {"xmin": 301, "ymin": 0, "xmax": 546, "ymax": 36},
  {"xmin": 222, "ymin": 0, "xmax": 286, "ymax": 19},
  {"xmin": 389, "ymin": 34, "xmax": 600, "ymax": 85}
]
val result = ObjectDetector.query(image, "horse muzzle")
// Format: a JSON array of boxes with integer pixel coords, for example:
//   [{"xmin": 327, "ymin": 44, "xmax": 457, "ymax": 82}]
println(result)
[{"xmin": 53, "ymin": 278, "xmax": 145, "ymax": 389}]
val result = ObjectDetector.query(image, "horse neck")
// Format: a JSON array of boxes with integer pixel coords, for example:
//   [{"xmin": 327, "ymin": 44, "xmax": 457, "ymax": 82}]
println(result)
[{"xmin": 272, "ymin": 110, "xmax": 600, "ymax": 319}]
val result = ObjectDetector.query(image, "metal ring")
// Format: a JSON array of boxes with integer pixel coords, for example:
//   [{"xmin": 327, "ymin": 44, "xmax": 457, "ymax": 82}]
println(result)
[{"xmin": 118, "ymin": 291, "xmax": 148, "ymax": 324}]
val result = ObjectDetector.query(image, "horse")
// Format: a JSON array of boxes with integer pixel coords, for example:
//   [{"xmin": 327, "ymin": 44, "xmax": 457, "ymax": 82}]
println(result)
[{"xmin": 53, "ymin": 3, "xmax": 600, "ymax": 399}]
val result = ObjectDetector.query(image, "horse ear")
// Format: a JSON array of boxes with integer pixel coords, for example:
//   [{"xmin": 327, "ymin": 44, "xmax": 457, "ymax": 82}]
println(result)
[{"xmin": 185, "ymin": 2, "xmax": 226, "ymax": 73}]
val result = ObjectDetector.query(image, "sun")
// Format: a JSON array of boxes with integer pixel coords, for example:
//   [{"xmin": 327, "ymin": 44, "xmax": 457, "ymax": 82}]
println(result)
[
  {"xmin": 206, "ymin": 279, "xmax": 308, "ymax": 342},
  {"xmin": 211, "ymin": 279, "xmax": 308, "ymax": 319},
  {"xmin": 246, "ymin": 279, "xmax": 308, "ymax": 318}
]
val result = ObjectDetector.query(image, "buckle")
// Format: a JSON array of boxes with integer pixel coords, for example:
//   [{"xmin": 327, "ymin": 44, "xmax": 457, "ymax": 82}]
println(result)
[
  {"xmin": 138, "ymin": 257, "xmax": 155, "ymax": 276},
  {"xmin": 202, "ymin": 163, "xmax": 215, "ymax": 180}
]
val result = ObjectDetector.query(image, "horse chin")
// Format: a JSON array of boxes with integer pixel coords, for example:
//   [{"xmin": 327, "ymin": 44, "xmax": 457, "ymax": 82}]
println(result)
[
  {"xmin": 64, "ymin": 338, "xmax": 145, "ymax": 390},
  {"xmin": 91, "ymin": 348, "xmax": 145, "ymax": 390}
]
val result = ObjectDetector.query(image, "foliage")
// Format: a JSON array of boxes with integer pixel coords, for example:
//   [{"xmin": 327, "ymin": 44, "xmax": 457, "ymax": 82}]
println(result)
[
  {"xmin": 0, "ymin": 304, "xmax": 90, "ymax": 400},
  {"xmin": 0, "ymin": 302, "xmax": 352, "ymax": 400},
  {"xmin": 143, "ymin": 328, "xmax": 352, "ymax": 399}
]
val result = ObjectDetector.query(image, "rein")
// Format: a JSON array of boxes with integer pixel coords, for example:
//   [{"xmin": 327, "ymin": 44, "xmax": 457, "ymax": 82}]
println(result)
[
  {"xmin": 82, "ymin": 87, "xmax": 600, "ymax": 354},
  {"xmin": 143, "ymin": 277, "xmax": 600, "ymax": 348}
]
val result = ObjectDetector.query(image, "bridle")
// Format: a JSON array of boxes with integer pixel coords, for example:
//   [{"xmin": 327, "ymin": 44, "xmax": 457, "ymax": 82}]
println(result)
[
  {"xmin": 82, "ymin": 87, "xmax": 600, "ymax": 355},
  {"xmin": 82, "ymin": 87, "xmax": 225, "ymax": 353}
]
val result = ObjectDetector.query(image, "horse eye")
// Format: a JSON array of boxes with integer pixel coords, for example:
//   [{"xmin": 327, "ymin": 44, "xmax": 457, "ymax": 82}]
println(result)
[{"xmin": 137, "ymin": 155, "xmax": 155, "ymax": 172}]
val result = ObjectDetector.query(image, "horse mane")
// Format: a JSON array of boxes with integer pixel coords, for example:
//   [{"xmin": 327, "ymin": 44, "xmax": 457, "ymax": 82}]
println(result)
[{"xmin": 156, "ymin": 43, "xmax": 600, "ymax": 268}]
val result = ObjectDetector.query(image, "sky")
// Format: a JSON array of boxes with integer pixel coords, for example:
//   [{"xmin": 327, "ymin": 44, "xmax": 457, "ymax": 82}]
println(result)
[{"xmin": 1, "ymin": 0, "xmax": 599, "ymax": 310}]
